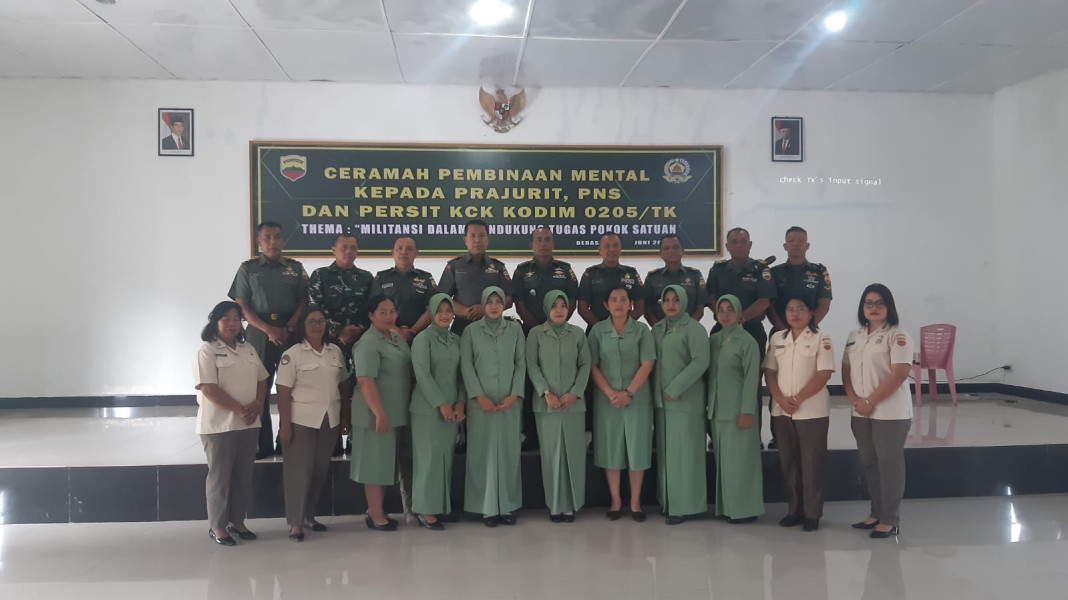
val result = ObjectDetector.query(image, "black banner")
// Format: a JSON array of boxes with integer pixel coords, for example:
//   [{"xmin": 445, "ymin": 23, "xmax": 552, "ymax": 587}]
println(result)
[{"xmin": 250, "ymin": 143, "xmax": 723, "ymax": 257}]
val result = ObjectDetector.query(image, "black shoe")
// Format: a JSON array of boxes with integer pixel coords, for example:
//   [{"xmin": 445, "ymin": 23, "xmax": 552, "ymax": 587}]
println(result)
[
  {"xmin": 225, "ymin": 524, "xmax": 257, "ymax": 540},
  {"xmin": 386, "ymin": 517, "xmax": 399, "ymax": 527},
  {"xmin": 550, "ymin": 513, "xmax": 564, "ymax": 523},
  {"xmin": 304, "ymin": 520, "xmax": 327, "ymax": 532},
  {"xmin": 417, "ymin": 515, "xmax": 444, "ymax": 530},
  {"xmin": 365, "ymin": 516, "xmax": 397, "ymax": 531},
  {"xmin": 209, "ymin": 529, "xmax": 236, "ymax": 546},
  {"xmin": 483, "ymin": 516, "xmax": 499, "ymax": 528},
  {"xmin": 254, "ymin": 449, "xmax": 272, "ymax": 460},
  {"xmin": 852, "ymin": 519, "xmax": 879, "ymax": 530},
  {"xmin": 562, "ymin": 513, "xmax": 575, "ymax": 523},
  {"xmin": 666, "ymin": 515, "xmax": 686, "ymax": 525},
  {"xmin": 606, "ymin": 510, "xmax": 622, "ymax": 521},
  {"xmin": 727, "ymin": 516, "xmax": 758, "ymax": 524},
  {"xmin": 499, "ymin": 513, "xmax": 517, "ymax": 526},
  {"xmin": 779, "ymin": 515, "xmax": 804, "ymax": 527},
  {"xmin": 288, "ymin": 531, "xmax": 305, "ymax": 542},
  {"xmin": 632, "ymin": 510, "xmax": 647, "ymax": 523},
  {"xmin": 767, "ymin": 440, "xmax": 778, "ymax": 450},
  {"xmin": 437, "ymin": 513, "xmax": 462, "ymax": 523},
  {"xmin": 803, "ymin": 518, "xmax": 820, "ymax": 532},
  {"xmin": 870, "ymin": 526, "xmax": 899, "ymax": 539}
]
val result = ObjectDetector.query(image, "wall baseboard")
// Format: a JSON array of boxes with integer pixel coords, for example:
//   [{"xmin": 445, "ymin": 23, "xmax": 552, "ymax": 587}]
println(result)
[{"xmin": 3, "ymin": 382, "xmax": 1065, "ymax": 408}]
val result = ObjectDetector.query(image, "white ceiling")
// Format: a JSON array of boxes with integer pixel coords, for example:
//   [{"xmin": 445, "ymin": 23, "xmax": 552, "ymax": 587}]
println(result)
[{"xmin": 1, "ymin": 0, "xmax": 1068, "ymax": 93}]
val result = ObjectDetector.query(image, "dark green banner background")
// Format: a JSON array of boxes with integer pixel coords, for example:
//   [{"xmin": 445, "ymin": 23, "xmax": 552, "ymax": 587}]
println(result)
[{"xmin": 250, "ymin": 143, "xmax": 722, "ymax": 257}]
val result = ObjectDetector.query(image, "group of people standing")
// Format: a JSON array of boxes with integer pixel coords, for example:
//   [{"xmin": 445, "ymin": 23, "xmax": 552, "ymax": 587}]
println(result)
[{"xmin": 192, "ymin": 219, "xmax": 913, "ymax": 545}]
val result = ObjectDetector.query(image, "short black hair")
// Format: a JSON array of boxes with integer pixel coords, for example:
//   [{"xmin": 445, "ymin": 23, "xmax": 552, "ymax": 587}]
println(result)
[
  {"xmin": 659, "ymin": 235, "xmax": 682, "ymax": 249},
  {"xmin": 257, "ymin": 221, "xmax": 283, "ymax": 234},
  {"xmin": 531, "ymin": 226, "xmax": 553, "ymax": 240},
  {"xmin": 726, "ymin": 227, "xmax": 750, "ymax": 239},
  {"xmin": 781, "ymin": 295, "xmax": 819, "ymax": 334},
  {"xmin": 785, "ymin": 226, "xmax": 807, "ymax": 238},
  {"xmin": 201, "ymin": 301, "xmax": 245, "ymax": 343},
  {"xmin": 366, "ymin": 294, "xmax": 395, "ymax": 317},
  {"xmin": 602, "ymin": 284, "xmax": 636, "ymax": 305},
  {"xmin": 599, "ymin": 233, "xmax": 620, "ymax": 245},
  {"xmin": 295, "ymin": 305, "xmax": 338, "ymax": 346},
  {"xmin": 857, "ymin": 283, "xmax": 900, "ymax": 327},
  {"xmin": 464, "ymin": 220, "xmax": 489, "ymax": 236},
  {"xmin": 332, "ymin": 233, "xmax": 357, "ymax": 247}
]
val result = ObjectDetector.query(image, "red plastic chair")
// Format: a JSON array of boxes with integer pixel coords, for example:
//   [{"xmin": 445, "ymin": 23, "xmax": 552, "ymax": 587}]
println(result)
[{"xmin": 912, "ymin": 324, "xmax": 957, "ymax": 405}]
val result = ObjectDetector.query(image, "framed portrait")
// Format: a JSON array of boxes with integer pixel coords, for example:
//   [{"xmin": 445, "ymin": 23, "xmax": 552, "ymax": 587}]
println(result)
[
  {"xmin": 771, "ymin": 117, "xmax": 802, "ymax": 162},
  {"xmin": 158, "ymin": 108, "xmax": 193, "ymax": 157}
]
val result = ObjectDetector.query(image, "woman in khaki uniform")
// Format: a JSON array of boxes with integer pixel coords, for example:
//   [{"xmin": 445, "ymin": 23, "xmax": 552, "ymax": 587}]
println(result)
[
  {"xmin": 461, "ymin": 286, "xmax": 526, "ymax": 526},
  {"xmin": 526, "ymin": 290, "xmax": 591, "ymax": 522},
  {"xmin": 764, "ymin": 297, "xmax": 835, "ymax": 532},
  {"xmin": 193, "ymin": 301, "xmax": 269, "ymax": 546},
  {"xmin": 409, "ymin": 293, "xmax": 465, "ymax": 530},
  {"xmin": 276, "ymin": 306, "xmax": 351, "ymax": 542},
  {"xmin": 589, "ymin": 286, "xmax": 656, "ymax": 522},
  {"xmin": 351, "ymin": 296, "xmax": 413, "ymax": 532},
  {"xmin": 651, "ymin": 285, "xmax": 710, "ymax": 525}
]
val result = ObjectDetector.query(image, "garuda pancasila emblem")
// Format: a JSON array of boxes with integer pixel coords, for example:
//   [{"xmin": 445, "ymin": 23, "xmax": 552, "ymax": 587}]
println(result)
[{"xmin": 479, "ymin": 87, "xmax": 526, "ymax": 133}]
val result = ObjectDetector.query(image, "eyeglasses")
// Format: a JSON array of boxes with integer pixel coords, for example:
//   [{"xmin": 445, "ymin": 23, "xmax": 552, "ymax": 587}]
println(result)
[
  {"xmin": 305, "ymin": 319, "xmax": 328, "ymax": 327},
  {"xmin": 863, "ymin": 301, "xmax": 886, "ymax": 309}
]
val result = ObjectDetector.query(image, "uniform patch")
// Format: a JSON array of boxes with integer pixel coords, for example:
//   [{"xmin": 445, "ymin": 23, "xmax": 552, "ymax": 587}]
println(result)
[
  {"xmin": 215, "ymin": 353, "xmax": 228, "ymax": 357},
  {"xmin": 875, "ymin": 336, "xmax": 884, "ymax": 344},
  {"xmin": 823, "ymin": 340, "xmax": 831, "ymax": 350},
  {"xmin": 281, "ymin": 354, "xmax": 291, "ymax": 365},
  {"xmin": 823, "ymin": 271, "xmax": 832, "ymax": 291},
  {"xmin": 762, "ymin": 271, "xmax": 772, "ymax": 281},
  {"xmin": 895, "ymin": 334, "xmax": 907, "ymax": 347},
  {"xmin": 774, "ymin": 344, "xmax": 785, "ymax": 349}
]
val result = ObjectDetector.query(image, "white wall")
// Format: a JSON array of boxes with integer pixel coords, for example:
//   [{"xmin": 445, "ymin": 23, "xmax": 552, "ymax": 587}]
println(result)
[
  {"xmin": 993, "ymin": 70, "xmax": 1068, "ymax": 394},
  {"xmin": 0, "ymin": 79, "xmax": 1000, "ymax": 397}
]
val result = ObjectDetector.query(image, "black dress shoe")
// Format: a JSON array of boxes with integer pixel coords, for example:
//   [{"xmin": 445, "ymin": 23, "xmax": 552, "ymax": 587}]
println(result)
[
  {"xmin": 665, "ymin": 515, "xmax": 686, "ymax": 525},
  {"xmin": 727, "ymin": 516, "xmax": 758, "ymax": 524},
  {"xmin": 852, "ymin": 519, "xmax": 880, "ymax": 530},
  {"xmin": 226, "ymin": 524, "xmax": 258, "ymax": 540},
  {"xmin": 209, "ymin": 529, "xmax": 236, "ymax": 546},
  {"xmin": 482, "ymin": 516, "xmax": 499, "ymax": 528},
  {"xmin": 365, "ymin": 516, "xmax": 397, "ymax": 531},
  {"xmin": 417, "ymin": 515, "xmax": 444, "ymax": 530},
  {"xmin": 549, "ymin": 514, "xmax": 564, "ymax": 523},
  {"xmin": 562, "ymin": 513, "xmax": 575, "ymax": 523},
  {"xmin": 288, "ymin": 531, "xmax": 305, "ymax": 542},
  {"xmin": 386, "ymin": 517, "xmax": 399, "ymax": 527},
  {"xmin": 606, "ymin": 510, "xmax": 622, "ymax": 521},
  {"xmin": 803, "ymin": 518, "xmax": 820, "ymax": 532},
  {"xmin": 632, "ymin": 510, "xmax": 647, "ymax": 523},
  {"xmin": 437, "ymin": 513, "xmax": 462, "ymax": 523},
  {"xmin": 499, "ymin": 513, "xmax": 517, "ymax": 526},
  {"xmin": 870, "ymin": 526, "xmax": 899, "ymax": 539},
  {"xmin": 779, "ymin": 515, "xmax": 804, "ymax": 527},
  {"xmin": 304, "ymin": 520, "xmax": 327, "ymax": 532}
]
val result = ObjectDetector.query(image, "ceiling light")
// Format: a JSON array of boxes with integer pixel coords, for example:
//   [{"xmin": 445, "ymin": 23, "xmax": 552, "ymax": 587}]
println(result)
[
  {"xmin": 823, "ymin": 11, "xmax": 847, "ymax": 32},
  {"xmin": 469, "ymin": 0, "xmax": 513, "ymax": 26}
]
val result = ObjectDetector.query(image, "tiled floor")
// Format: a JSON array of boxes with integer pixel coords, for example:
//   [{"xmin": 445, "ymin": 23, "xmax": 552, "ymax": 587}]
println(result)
[
  {"xmin": 0, "ymin": 393, "xmax": 1063, "ymax": 467},
  {"xmin": 1, "ymin": 495, "xmax": 1066, "ymax": 599}
]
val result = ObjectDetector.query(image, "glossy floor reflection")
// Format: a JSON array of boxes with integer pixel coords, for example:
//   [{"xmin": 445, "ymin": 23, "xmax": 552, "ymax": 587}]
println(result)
[
  {"xmin": 1, "ymin": 495, "xmax": 1066, "ymax": 599},
  {"xmin": 0, "ymin": 393, "xmax": 1063, "ymax": 467}
]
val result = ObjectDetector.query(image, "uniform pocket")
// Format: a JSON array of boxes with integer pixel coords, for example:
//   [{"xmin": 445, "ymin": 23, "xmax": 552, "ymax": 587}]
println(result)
[{"xmin": 215, "ymin": 356, "xmax": 236, "ymax": 368}]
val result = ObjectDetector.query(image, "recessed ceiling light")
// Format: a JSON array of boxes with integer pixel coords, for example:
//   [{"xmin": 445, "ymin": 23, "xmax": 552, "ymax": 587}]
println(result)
[
  {"xmin": 96, "ymin": 0, "xmax": 117, "ymax": 5},
  {"xmin": 469, "ymin": 0, "xmax": 513, "ymax": 26},
  {"xmin": 823, "ymin": 10, "xmax": 847, "ymax": 32}
]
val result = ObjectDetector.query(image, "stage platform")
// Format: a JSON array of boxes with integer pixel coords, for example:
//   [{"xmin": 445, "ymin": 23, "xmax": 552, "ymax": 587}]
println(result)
[{"xmin": 1, "ymin": 393, "xmax": 1065, "ymax": 524}]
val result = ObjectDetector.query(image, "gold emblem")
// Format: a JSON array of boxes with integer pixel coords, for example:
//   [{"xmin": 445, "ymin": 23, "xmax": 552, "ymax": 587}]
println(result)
[{"xmin": 479, "ymin": 87, "xmax": 526, "ymax": 133}]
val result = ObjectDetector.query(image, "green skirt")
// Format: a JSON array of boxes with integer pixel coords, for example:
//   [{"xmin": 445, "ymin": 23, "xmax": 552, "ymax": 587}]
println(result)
[
  {"xmin": 658, "ymin": 409, "xmax": 708, "ymax": 517},
  {"xmin": 350, "ymin": 425, "xmax": 398, "ymax": 486},
  {"xmin": 464, "ymin": 403, "xmax": 523, "ymax": 515},
  {"xmin": 535, "ymin": 411, "xmax": 586, "ymax": 514},
  {"xmin": 711, "ymin": 418, "xmax": 765, "ymax": 519},
  {"xmin": 410, "ymin": 412, "xmax": 459, "ymax": 515},
  {"xmin": 593, "ymin": 395, "xmax": 652, "ymax": 471}
]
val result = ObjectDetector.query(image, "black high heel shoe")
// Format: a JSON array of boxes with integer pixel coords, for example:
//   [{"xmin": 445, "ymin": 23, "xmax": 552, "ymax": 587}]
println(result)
[
  {"xmin": 870, "ymin": 526, "xmax": 899, "ymax": 539},
  {"xmin": 365, "ymin": 515, "xmax": 398, "ymax": 531},
  {"xmin": 852, "ymin": 519, "xmax": 879, "ymax": 530},
  {"xmin": 417, "ymin": 515, "xmax": 444, "ymax": 530},
  {"xmin": 226, "ymin": 524, "xmax": 257, "ymax": 540},
  {"xmin": 209, "ymin": 529, "xmax": 236, "ymax": 546}
]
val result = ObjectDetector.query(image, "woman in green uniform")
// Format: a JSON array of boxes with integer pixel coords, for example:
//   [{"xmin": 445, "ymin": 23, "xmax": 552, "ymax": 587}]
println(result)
[
  {"xmin": 589, "ymin": 285, "xmax": 656, "ymax": 522},
  {"xmin": 460, "ymin": 286, "xmax": 526, "ymax": 527},
  {"xmin": 708, "ymin": 294, "xmax": 764, "ymax": 523},
  {"xmin": 651, "ymin": 285, "xmax": 710, "ymax": 525},
  {"xmin": 409, "ymin": 293, "xmax": 466, "ymax": 530},
  {"xmin": 351, "ymin": 295, "xmax": 412, "ymax": 532},
  {"xmin": 526, "ymin": 290, "xmax": 591, "ymax": 523}
]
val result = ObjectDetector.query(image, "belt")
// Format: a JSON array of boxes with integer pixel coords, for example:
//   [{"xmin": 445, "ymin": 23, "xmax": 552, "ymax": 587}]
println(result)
[{"xmin": 262, "ymin": 311, "xmax": 294, "ymax": 324}]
